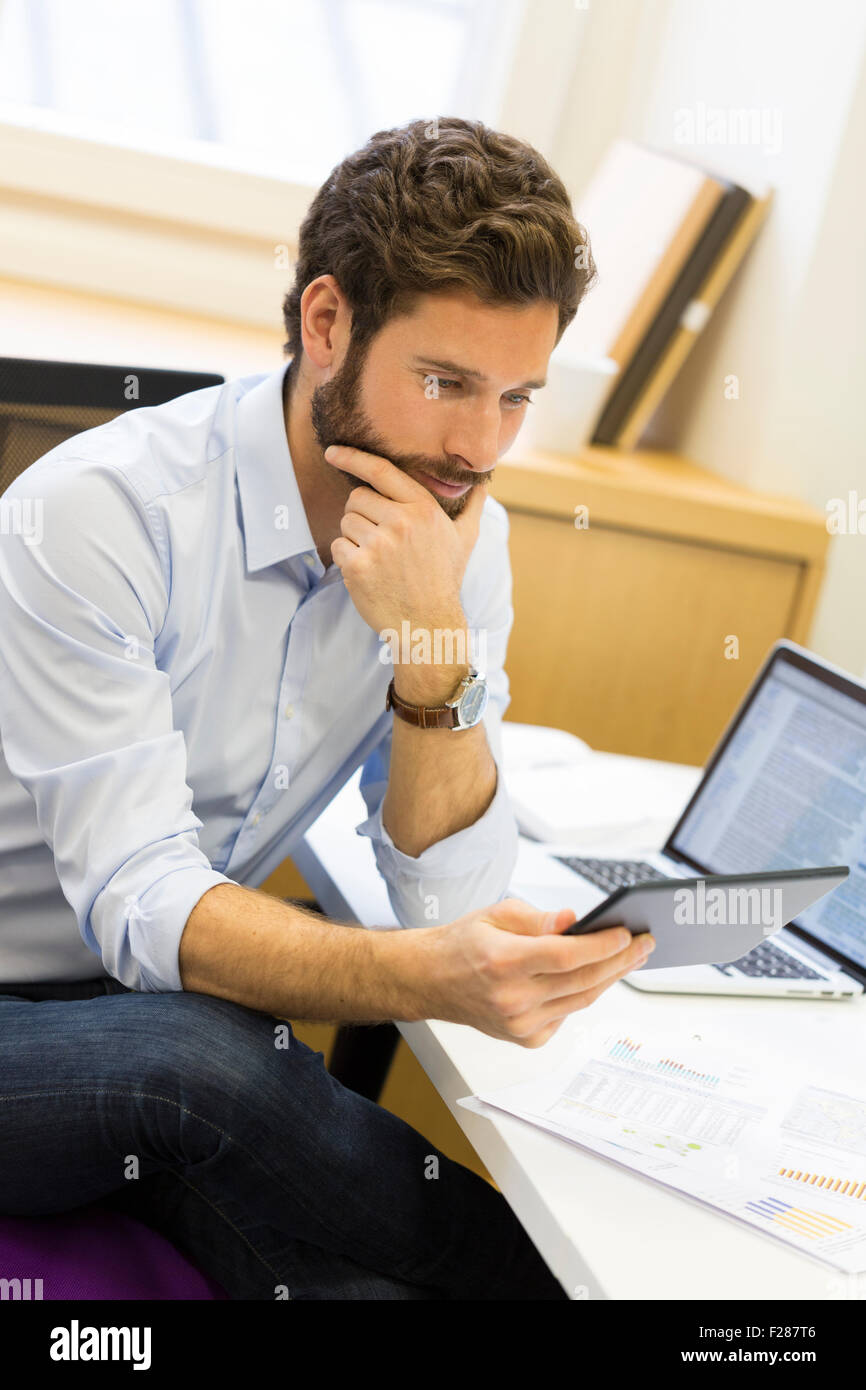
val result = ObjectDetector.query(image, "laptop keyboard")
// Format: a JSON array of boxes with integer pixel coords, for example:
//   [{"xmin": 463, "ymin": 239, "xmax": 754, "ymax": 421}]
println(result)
[
  {"xmin": 713, "ymin": 940, "xmax": 825, "ymax": 980},
  {"xmin": 554, "ymin": 855, "xmax": 666, "ymax": 893},
  {"xmin": 555, "ymin": 856, "xmax": 828, "ymax": 982}
]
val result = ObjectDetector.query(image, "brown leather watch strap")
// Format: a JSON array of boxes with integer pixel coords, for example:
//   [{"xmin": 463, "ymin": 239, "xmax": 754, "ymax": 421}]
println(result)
[{"xmin": 386, "ymin": 679, "xmax": 460, "ymax": 729}]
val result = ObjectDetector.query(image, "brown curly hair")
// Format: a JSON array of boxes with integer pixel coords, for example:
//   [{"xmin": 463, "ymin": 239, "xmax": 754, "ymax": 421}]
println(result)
[{"xmin": 282, "ymin": 116, "xmax": 595, "ymax": 376}]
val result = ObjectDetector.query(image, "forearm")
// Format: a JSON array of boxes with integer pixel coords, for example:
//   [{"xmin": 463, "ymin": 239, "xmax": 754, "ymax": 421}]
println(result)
[
  {"xmin": 178, "ymin": 882, "xmax": 437, "ymax": 1021},
  {"xmin": 382, "ymin": 622, "xmax": 497, "ymax": 857},
  {"xmin": 178, "ymin": 876, "xmax": 657, "ymax": 1053}
]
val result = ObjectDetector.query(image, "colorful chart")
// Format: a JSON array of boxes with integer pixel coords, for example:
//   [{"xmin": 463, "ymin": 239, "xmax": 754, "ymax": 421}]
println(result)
[
  {"xmin": 607, "ymin": 1035, "xmax": 721, "ymax": 1087},
  {"xmin": 744, "ymin": 1196, "xmax": 853, "ymax": 1240},
  {"xmin": 776, "ymin": 1166, "xmax": 866, "ymax": 1200}
]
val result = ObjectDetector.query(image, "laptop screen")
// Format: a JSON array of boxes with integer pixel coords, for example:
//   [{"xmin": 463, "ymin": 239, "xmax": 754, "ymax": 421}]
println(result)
[{"xmin": 668, "ymin": 650, "xmax": 866, "ymax": 973}]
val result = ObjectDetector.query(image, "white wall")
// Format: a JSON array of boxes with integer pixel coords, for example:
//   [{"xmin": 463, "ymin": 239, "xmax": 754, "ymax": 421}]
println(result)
[{"xmin": 548, "ymin": 0, "xmax": 866, "ymax": 678}]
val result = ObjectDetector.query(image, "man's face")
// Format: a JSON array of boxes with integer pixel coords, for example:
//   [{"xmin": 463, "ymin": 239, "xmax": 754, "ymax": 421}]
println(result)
[{"xmin": 310, "ymin": 290, "xmax": 559, "ymax": 519}]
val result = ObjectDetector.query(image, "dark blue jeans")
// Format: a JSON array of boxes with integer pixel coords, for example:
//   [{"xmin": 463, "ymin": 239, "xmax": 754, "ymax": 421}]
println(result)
[{"xmin": 0, "ymin": 978, "xmax": 566, "ymax": 1300}]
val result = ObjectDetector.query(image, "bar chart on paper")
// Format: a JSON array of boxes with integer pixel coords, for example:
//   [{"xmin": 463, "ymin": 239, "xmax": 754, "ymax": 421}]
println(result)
[
  {"xmin": 605, "ymin": 1035, "xmax": 752, "ymax": 1090},
  {"xmin": 776, "ymin": 1166, "xmax": 866, "ymax": 1201},
  {"xmin": 744, "ymin": 1197, "xmax": 856, "ymax": 1241}
]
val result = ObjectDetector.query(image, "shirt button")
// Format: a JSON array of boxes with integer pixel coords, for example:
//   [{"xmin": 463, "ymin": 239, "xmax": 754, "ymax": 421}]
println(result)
[
  {"xmin": 303, "ymin": 553, "xmax": 316, "ymax": 568},
  {"xmin": 252, "ymin": 813, "xmax": 261, "ymax": 827},
  {"xmin": 284, "ymin": 704, "xmax": 294, "ymax": 719}
]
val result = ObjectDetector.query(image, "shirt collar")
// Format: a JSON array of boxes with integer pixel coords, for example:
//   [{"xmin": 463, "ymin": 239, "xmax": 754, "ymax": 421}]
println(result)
[{"xmin": 235, "ymin": 363, "xmax": 317, "ymax": 573}]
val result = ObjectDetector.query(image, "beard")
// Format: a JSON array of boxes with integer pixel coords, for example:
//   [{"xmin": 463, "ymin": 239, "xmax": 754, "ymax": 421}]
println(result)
[{"xmin": 308, "ymin": 334, "xmax": 489, "ymax": 520}]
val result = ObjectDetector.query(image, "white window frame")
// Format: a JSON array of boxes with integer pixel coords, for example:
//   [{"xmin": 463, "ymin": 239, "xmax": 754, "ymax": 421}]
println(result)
[{"xmin": 0, "ymin": 0, "xmax": 589, "ymax": 327}]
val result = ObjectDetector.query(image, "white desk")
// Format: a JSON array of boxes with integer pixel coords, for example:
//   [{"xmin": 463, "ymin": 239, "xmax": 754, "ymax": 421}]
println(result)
[{"xmin": 292, "ymin": 755, "xmax": 866, "ymax": 1302}]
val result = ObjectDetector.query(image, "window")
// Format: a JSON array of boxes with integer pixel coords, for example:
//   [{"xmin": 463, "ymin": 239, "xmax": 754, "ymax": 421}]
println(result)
[
  {"xmin": 0, "ymin": 0, "xmax": 586, "ymax": 324},
  {"xmin": 0, "ymin": 0, "xmax": 524, "ymax": 183}
]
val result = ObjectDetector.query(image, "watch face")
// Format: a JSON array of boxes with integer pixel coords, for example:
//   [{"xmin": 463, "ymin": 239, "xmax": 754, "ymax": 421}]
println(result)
[{"xmin": 458, "ymin": 680, "xmax": 489, "ymax": 728}]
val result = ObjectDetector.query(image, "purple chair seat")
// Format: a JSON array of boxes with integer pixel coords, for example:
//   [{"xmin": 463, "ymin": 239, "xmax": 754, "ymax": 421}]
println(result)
[{"xmin": 0, "ymin": 1204, "xmax": 229, "ymax": 1299}]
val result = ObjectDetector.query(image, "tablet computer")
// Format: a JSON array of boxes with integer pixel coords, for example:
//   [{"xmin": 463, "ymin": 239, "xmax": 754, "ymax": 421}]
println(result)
[{"xmin": 564, "ymin": 866, "xmax": 849, "ymax": 970}]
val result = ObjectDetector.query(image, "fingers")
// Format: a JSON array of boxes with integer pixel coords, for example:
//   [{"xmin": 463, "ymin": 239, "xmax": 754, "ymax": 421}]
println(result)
[
  {"xmin": 536, "ymin": 954, "xmax": 644, "ymax": 1025},
  {"xmin": 483, "ymin": 897, "xmax": 575, "ymax": 938},
  {"xmin": 343, "ymin": 486, "xmax": 393, "ymax": 525},
  {"xmin": 451, "ymin": 478, "xmax": 487, "ymax": 546},
  {"xmin": 521, "ymin": 923, "xmax": 641, "ymax": 975},
  {"xmin": 534, "ymin": 932, "xmax": 655, "ymax": 1003},
  {"xmin": 484, "ymin": 898, "xmax": 645, "ymax": 975},
  {"xmin": 339, "ymin": 511, "xmax": 378, "ymax": 548},
  {"xmin": 324, "ymin": 444, "xmax": 424, "ymax": 503},
  {"xmin": 330, "ymin": 535, "xmax": 352, "ymax": 565},
  {"xmin": 504, "ymin": 951, "xmax": 651, "ymax": 1048}
]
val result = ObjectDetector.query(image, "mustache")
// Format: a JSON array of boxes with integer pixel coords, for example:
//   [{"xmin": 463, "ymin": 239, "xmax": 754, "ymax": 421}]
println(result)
[
  {"xmin": 410, "ymin": 463, "xmax": 490, "ymax": 489},
  {"xmin": 385, "ymin": 451, "xmax": 492, "ymax": 490},
  {"xmin": 325, "ymin": 438, "xmax": 491, "ymax": 492}
]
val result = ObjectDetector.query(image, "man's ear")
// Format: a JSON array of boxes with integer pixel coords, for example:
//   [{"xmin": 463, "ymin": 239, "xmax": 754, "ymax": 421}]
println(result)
[{"xmin": 299, "ymin": 274, "xmax": 352, "ymax": 372}]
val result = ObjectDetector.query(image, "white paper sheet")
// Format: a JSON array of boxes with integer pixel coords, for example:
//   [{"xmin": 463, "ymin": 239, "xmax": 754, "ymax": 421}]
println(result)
[{"xmin": 461, "ymin": 1022, "xmax": 866, "ymax": 1274}]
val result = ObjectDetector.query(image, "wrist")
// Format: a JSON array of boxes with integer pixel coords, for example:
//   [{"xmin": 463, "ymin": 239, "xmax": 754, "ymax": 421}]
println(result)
[
  {"xmin": 370, "ymin": 922, "xmax": 444, "ymax": 1022},
  {"xmin": 390, "ymin": 609, "xmax": 472, "ymax": 705},
  {"xmin": 392, "ymin": 662, "xmax": 470, "ymax": 707}
]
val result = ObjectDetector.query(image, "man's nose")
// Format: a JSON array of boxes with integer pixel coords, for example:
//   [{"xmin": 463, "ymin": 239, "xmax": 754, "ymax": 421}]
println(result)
[{"xmin": 444, "ymin": 414, "xmax": 501, "ymax": 474}]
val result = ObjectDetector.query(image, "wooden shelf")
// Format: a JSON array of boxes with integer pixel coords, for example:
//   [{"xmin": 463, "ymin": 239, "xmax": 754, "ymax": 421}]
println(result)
[{"xmin": 493, "ymin": 443, "xmax": 829, "ymax": 560}]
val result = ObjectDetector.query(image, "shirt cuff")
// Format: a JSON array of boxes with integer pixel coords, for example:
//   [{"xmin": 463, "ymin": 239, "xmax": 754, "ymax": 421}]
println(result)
[
  {"xmin": 355, "ymin": 767, "xmax": 518, "ymax": 926},
  {"xmin": 112, "ymin": 864, "xmax": 234, "ymax": 993}
]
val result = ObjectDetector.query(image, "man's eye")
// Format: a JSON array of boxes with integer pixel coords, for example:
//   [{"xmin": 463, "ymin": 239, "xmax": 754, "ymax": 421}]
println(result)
[
  {"xmin": 421, "ymin": 375, "xmax": 460, "ymax": 397},
  {"xmin": 504, "ymin": 393, "xmax": 531, "ymax": 408}
]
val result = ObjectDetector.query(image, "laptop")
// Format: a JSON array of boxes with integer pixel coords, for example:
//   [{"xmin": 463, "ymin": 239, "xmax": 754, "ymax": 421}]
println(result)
[{"xmin": 525, "ymin": 641, "xmax": 866, "ymax": 999}]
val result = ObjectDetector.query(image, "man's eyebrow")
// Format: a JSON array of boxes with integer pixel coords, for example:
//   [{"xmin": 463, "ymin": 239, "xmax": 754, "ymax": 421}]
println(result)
[{"xmin": 411, "ymin": 357, "xmax": 547, "ymax": 390}]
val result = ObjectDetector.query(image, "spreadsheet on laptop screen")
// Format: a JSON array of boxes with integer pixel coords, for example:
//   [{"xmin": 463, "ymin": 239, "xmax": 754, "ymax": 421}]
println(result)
[{"xmin": 671, "ymin": 662, "xmax": 866, "ymax": 971}]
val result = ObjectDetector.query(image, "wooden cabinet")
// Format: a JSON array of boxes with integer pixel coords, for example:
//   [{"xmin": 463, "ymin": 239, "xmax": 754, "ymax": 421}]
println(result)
[{"xmin": 491, "ymin": 443, "xmax": 829, "ymax": 765}]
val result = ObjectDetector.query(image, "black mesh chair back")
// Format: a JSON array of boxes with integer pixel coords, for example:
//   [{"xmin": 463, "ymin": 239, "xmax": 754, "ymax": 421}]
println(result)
[{"xmin": 0, "ymin": 357, "xmax": 224, "ymax": 496}]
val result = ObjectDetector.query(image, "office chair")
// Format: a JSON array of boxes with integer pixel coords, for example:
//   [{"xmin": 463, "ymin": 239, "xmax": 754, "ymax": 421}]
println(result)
[{"xmin": 0, "ymin": 355, "xmax": 224, "ymax": 495}]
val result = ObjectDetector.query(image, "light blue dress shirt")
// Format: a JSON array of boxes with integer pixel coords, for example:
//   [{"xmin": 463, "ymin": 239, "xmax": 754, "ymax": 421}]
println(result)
[{"xmin": 0, "ymin": 364, "xmax": 518, "ymax": 991}]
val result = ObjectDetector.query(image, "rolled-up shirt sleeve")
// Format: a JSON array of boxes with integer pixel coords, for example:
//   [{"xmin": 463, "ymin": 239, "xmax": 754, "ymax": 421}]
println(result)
[
  {"xmin": 355, "ymin": 496, "xmax": 519, "ymax": 928},
  {"xmin": 0, "ymin": 460, "xmax": 232, "ymax": 991}
]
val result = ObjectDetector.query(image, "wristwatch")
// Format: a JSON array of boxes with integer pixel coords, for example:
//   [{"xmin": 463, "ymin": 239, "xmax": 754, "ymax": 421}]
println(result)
[{"xmin": 386, "ymin": 668, "xmax": 489, "ymax": 730}]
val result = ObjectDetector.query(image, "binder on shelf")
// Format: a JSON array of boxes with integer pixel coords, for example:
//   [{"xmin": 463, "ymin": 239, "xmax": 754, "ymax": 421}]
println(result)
[
  {"xmin": 593, "ymin": 191, "xmax": 772, "ymax": 448},
  {"xmin": 558, "ymin": 138, "xmax": 771, "ymax": 451}
]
